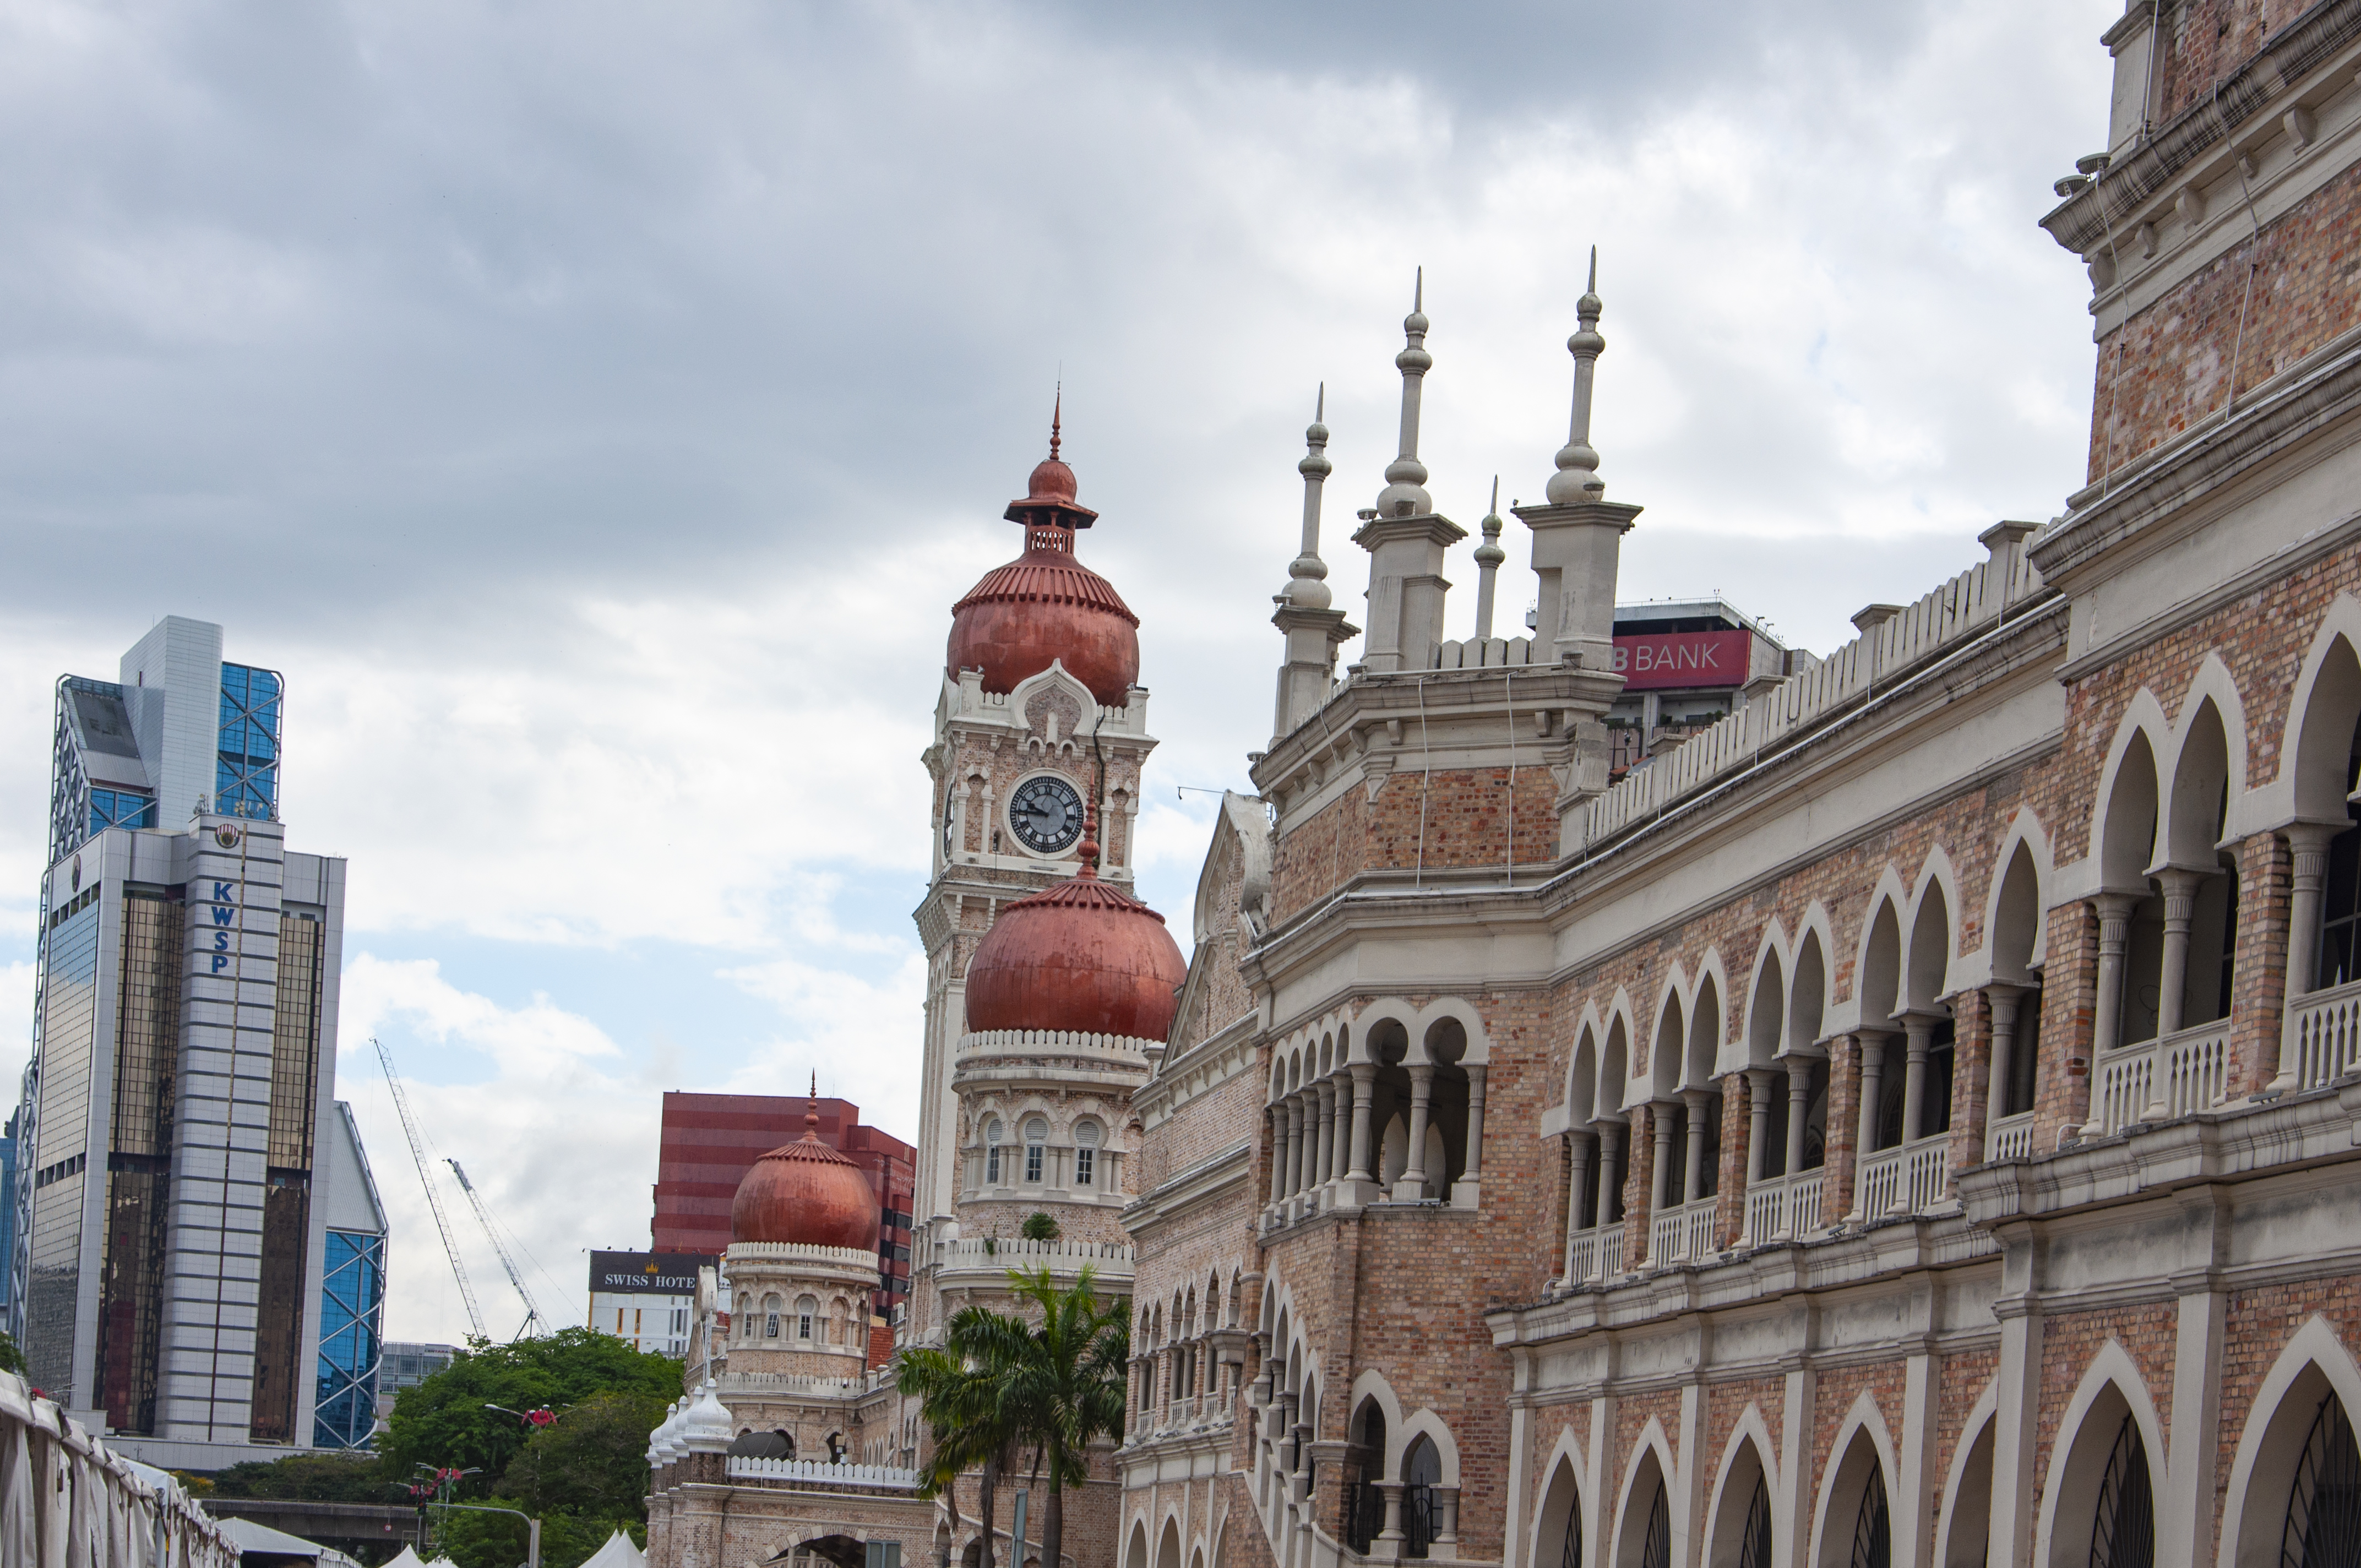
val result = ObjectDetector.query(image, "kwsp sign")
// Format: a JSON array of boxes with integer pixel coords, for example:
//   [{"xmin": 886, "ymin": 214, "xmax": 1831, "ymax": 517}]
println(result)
[{"xmin": 206, "ymin": 880, "xmax": 235, "ymax": 971}]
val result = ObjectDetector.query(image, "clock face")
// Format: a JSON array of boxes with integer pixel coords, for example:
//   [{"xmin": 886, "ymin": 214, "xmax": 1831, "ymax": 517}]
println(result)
[{"xmin": 1008, "ymin": 775, "xmax": 1084, "ymax": 855}]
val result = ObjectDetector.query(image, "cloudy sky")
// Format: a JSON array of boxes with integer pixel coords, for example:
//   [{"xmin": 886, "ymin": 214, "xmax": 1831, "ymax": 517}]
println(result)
[{"xmin": 0, "ymin": 0, "xmax": 2115, "ymax": 1346}]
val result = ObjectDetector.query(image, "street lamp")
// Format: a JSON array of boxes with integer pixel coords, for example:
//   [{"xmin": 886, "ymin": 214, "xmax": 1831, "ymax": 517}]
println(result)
[{"xmin": 433, "ymin": 1501, "xmax": 543, "ymax": 1568}]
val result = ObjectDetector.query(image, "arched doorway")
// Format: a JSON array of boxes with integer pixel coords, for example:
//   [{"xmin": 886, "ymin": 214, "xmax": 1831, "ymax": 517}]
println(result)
[
  {"xmin": 2280, "ymin": 1392, "xmax": 2361, "ymax": 1568},
  {"xmin": 2045, "ymin": 1385, "xmax": 2155, "ymax": 1568},
  {"xmin": 1818, "ymin": 1431, "xmax": 1889, "ymax": 1568},
  {"xmin": 1618, "ymin": 1450, "xmax": 1672, "ymax": 1568},
  {"xmin": 1707, "ymin": 1437, "xmax": 1772, "ymax": 1568}
]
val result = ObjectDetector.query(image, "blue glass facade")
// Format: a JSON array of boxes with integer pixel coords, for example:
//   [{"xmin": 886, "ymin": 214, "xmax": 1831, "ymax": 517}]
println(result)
[
  {"xmin": 86, "ymin": 788, "xmax": 156, "ymax": 837},
  {"xmin": 215, "ymin": 663, "xmax": 281, "ymax": 821},
  {"xmin": 313, "ymin": 1228, "xmax": 384, "ymax": 1449}
]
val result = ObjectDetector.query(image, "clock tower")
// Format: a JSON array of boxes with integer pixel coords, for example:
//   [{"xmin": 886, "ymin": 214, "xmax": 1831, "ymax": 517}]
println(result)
[{"xmin": 908, "ymin": 409, "xmax": 1160, "ymax": 1320}]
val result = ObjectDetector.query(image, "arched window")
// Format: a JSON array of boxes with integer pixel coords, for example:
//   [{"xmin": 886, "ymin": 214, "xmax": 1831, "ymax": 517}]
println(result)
[
  {"xmin": 797, "ymin": 1295, "xmax": 818, "ymax": 1341},
  {"xmin": 2091, "ymin": 1414, "xmax": 2155, "ymax": 1568},
  {"xmin": 1403, "ymin": 1436, "xmax": 1442, "ymax": 1559},
  {"xmin": 1738, "ymin": 1476, "xmax": 1772, "ymax": 1568},
  {"xmin": 1849, "ymin": 1464, "xmax": 1889, "ymax": 1568},
  {"xmin": 1075, "ymin": 1119, "xmax": 1101, "ymax": 1187},
  {"xmin": 2281, "ymin": 1392, "xmax": 2360, "ymax": 1568},
  {"xmin": 1025, "ymin": 1117, "xmax": 1049, "ymax": 1183},
  {"xmin": 736, "ymin": 1292, "xmax": 751, "ymax": 1338},
  {"xmin": 985, "ymin": 1117, "xmax": 1004, "ymax": 1184}
]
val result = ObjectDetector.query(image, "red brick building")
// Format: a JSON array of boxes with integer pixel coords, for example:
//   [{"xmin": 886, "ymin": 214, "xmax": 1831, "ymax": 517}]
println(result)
[{"xmin": 652, "ymin": 1091, "xmax": 915, "ymax": 1316}]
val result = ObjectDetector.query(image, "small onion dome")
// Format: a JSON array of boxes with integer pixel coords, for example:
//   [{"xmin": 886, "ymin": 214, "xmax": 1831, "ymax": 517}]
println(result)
[
  {"xmin": 946, "ymin": 410, "xmax": 1141, "ymax": 707},
  {"xmin": 730, "ymin": 1098, "xmax": 881, "ymax": 1253},
  {"xmin": 964, "ymin": 814, "xmax": 1188, "ymax": 1041}
]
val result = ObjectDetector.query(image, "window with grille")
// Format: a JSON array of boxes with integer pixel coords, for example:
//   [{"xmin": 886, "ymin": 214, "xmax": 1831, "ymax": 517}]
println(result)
[
  {"xmin": 2091, "ymin": 1414, "xmax": 2155, "ymax": 1568},
  {"xmin": 985, "ymin": 1117, "xmax": 1003, "ymax": 1184},
  {"xmin": 2282, "ymin": 1392, "xmax": 2360, "ymax": 1568},
  {"xmin": 1025, "ymin": 1117, "xmax": 1048, "ymax": 1183},
  {"xmin": 1849, "ymin": 1463, "xmax": 1889, "ymax": 1568},
  {"xmin": 1076, "ymin": 1120, "xmax": 1100, "ymax": 1186},
  {"xmin": 797, "ymin": 1295, "xmax": 818, "ymax": 1340}
]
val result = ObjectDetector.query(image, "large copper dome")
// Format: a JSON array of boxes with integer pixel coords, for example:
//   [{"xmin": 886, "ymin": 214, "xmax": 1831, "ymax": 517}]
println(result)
[
  {"xmin": 946, "ymin": 419, "xmax": 1141, "ymax": 709},
  {"xmin": 730, "ymin": 1107, "xmax": 881, "ymax": 1253},
  {"xmin": 965, "ymin": 857, "xmax": 1188, "ymax": 1042}
]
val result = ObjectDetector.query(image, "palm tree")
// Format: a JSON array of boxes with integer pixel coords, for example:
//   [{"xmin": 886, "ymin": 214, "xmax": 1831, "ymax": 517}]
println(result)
[
  {"xmin": 897, "ymin": 1303, "xmax": 1029, "ymax": 1568},
  {"xmin": 969, "ymin": 1265, "xmax": 1131, "ymax": 1568}
]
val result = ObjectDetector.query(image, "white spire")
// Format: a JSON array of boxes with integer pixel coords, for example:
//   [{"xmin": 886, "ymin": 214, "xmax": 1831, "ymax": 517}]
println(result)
[
  {"xmin": 1545, "ymin": 247, "xmax": 1608, "ymax": 505},
  {"xmin": 1472, "ymin": 476, "xmax": 1506, "ymax": 640},
  {"xmin": 1282, "ymin": 384, "xmax": 1333, "ymax": 609},
  {"xmin": 1374, "ymin": 269, "xmax": 1434, "ymax": 519}
]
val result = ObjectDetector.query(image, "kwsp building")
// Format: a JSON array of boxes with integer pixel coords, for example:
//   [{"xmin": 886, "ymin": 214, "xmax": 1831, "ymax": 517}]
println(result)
[{"xmin": 649, "ymin": 7, "xmax": 2361, "ymax": 1568}]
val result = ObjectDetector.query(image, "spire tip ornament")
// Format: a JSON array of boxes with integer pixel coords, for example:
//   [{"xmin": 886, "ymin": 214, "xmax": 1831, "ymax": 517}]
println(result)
[{"xmin": 1547, "ymin": 249, "xmax": 1609, "ymax": 507}]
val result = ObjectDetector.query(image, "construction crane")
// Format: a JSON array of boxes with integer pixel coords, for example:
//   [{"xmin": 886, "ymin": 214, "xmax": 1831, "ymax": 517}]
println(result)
[
  {"xmin": 373, "ymin": 1037, "xmax": 488, "ymax": 1341},
  {"xmin": 448, "ymin": 1158, "xmax": 546, "ymax": 1340}
]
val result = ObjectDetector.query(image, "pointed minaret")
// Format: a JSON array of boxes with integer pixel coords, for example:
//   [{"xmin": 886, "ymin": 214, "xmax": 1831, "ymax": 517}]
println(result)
[
  {"xmin": 1272, "ymin": 387, "xmax": 1360, "ymax": 741},
  {"xmin": 1353, "ymin": 270, "xmax": 1466, "ymax": 674},
  {"xmin": 1547, "ymin": 248, "xmax": 1609, "ymax": 505},
  {"xmin": 1282, "ymin": 385, "xmax": 1334, "ymax": 612},
  {"xmin": 1375, "ymin": 269, "xmax": 1434, "ymax": 520},
  {"xmin": 1472, "ymin": 477, "xmax": 1506, "ymax": 641},
  {"xmin": 1516, "ymin": 248, "xmax": 1639, "ymax": 671},
  {"xmin": 1513, "ymin": 249, "xmax": 1642, "ymax": 841}
]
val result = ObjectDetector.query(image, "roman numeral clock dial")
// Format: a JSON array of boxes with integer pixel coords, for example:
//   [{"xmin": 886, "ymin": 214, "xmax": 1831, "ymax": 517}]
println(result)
[{"xmin": 1008, "ymin": 774, "xmax": 1084, "ymax": 855}]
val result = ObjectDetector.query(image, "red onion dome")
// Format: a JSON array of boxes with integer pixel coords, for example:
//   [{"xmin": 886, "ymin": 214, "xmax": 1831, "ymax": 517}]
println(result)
[
  {"xmin": 730, "ymin": 1102, "xmax": 880, "ymax": 1253},
  {"xmin": 964, "ymin": 821, "xmax": 1188, "ymax": 1041},
  {"xmin": 946, "ymin": 409, "xmax": 1141, "ymax": 709}
]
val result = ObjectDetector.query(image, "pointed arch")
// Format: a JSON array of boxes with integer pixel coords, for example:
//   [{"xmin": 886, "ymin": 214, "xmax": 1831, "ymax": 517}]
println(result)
[
  {"xmin": 2216, "ymin": 1315, "xmax": 2361, "ymax": 1568},
  {"xmin": 1705, "ymin": 1404, "xmax": 1783, "ymax": 1568},
  {"xmin": 1810, "ymin": 1390, "xmax": 1899, "ymax": 1568},
  {"xmin": 1568, "ymin": 1017, "xmax": 1603, "ymax": 1127},
  {"xmin": 1602, "ymin": 1003, "xmax": 1635, "ymax": 1119},
  {"xmin": 1746, "ymin": 931, "xmax": 1791, "ymax": 1072},
  {"xmin": 2034, "ymin": 1341, "xmax": 2168, "ymax": 1568},
  {"xmin": 1790, "ymin": 910, "xmax": 1835, "ymax": 1052},
  {"xmin": 1855, "ymin": 888, "xmax": 1907, "ymax": 1028},
  {"xmin": 1905, "ymin": 853, "xmax": 1959, "ymax": 1011},
  {"xmin": 2095, "ymin": 693, "xmax": 2172, "ymax": 887},
  {"xmin": 1613, "ymin": 1416, "xmax": 1681, "ymax": 1568},
  {"xmin": 2161, "ymin": 656, "xmax": 2246, "ymax": 864},
  {"xmin": 1934, "ymin": 1379, "xmax": 1999, "ymax": 1568},
  {"xmin": 1985, "ymin": 812, "xmax": 2054, "ymax": 983},
  {"xmin": 2269, "ymin": 592, "xmax": 2361, "ymax": 823},
  {"xmin": 1688, "ymin": 963, "xmax": 1728, "ymax": 1088},
  {"xmin": 1396, "ymin": 1408, "xmax": 1462, "ymax": 1488},
  {"xmin": 1529, "ymin": 1424, "xmax": 1596, "ymax": 1568},
  {"xmin": 1348, "ymin": 1368, "xmax": 1408, "ymax": 1475},
  {"xmin": 1651, "ymin": 966, "xmax": 1690, "ymax": 1100}
]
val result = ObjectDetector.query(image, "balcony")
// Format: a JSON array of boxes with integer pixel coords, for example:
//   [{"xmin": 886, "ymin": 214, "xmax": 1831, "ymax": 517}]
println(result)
[
  {"xmin": 1984, "ymin": 1110, "xmax": 2036, "ymax": 1161},
  {"xmin": 1564, "ymin": 1221, "xmax": 1627, "ymax": 1287},
  {"xmin": 1648, "ymin": 1196, "xmax": 1720, "ymax": 1266},
  {"xmin": 1856, "ymin": 1134, "xmax": 1949, "ymax": 1217},
  {"xmin": 1740, "ymin": 1169, "xmax": 1825, "ymax": 1245},
  {"xmin": 2284, "ymin": 976, "xmax": 2361, "ymax": 1092},
  {"xmin": 2086, "ymin": 1018, "xmax": 2232, "ymax": 1137}
]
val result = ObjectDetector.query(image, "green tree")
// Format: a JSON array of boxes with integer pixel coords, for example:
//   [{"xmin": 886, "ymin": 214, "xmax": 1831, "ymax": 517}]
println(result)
[
  {"xmin": 380, "ymin": 1328, "xmax": 679, "ymax": 1494},
  {"xmin": 211, "ymin": 1451, "xmax": 393, "ymax": 1502},
  {"xmin": 897, "ymin": 1305, "xmax": 1029, "ymax": 1568},
  {"xmin": 0, "ymin": 1330, "xmax": 25, "ymax": 1376},
  {"xmin": 501, "ymin": 1390, "xmax": 671, "ymax": 1523},
  {"xmin": 1020, "ymin": 1212, "xmax": 1060, "ymax": 1242},
  {"xmin": 977, "ymin": 1266, "xmax": 1129, "ymax": 1568}
]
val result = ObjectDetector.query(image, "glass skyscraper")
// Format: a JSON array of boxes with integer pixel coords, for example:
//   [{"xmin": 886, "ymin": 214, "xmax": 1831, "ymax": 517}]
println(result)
[
  {"xmin": 313, "ymin": 1103, "xmax": 387, "ymax": 1450},
  {"xmin": 7, "ymin": 617, "xmax": 369, "ymax": 1467}
]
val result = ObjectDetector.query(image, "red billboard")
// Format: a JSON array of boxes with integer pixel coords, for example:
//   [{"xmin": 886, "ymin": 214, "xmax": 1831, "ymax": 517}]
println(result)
[{"xmin": 1612, "ymin": 629, "xmax": 1754, "ymax": 690}]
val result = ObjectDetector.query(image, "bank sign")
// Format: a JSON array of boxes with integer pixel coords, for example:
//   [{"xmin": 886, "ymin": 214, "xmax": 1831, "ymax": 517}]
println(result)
[
  {"xmin": 1612, "ymin": 629, "xmax": 1754, "ymax": 691},
  {"xmin": 589, "ymin": 1251, "xmax": 715, "ymax": 1297}
]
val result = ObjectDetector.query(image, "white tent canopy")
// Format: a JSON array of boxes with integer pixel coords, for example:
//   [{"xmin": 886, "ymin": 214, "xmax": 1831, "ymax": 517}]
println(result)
[
  {"xmin": 579, "ymin": 1529, "xmax": 649, "ymax": 1568},
  {"xmin": 382, "ymin": 1549, "xmax": 432, "ymax": 1568}
]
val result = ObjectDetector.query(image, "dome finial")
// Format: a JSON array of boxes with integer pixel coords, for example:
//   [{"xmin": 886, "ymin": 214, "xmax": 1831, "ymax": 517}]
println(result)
[
  {"xmin": 1281, "ymin": 383, "xmax": 1334, "ymax": 608},
  {"xmin": 1076, "ymin": 797, "xmax": 1101, "ymax": 880},
  {"xmin": 1375, "ymin": 270, "xmax": 1434, "ymax": 519},
  {"xmin": 804, "ymin": 1072, "xmax": 820, "ymax": 1139},
  {"xmin": 1546, "ymin": 247, "xmax": 1609, "ymax": 505},
  {"xmin": 1049, "ymin": 383, "xmax": 1062, "ymax": 462}
]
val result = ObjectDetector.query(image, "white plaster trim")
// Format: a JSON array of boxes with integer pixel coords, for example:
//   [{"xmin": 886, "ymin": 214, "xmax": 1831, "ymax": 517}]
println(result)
[
  {"xmin": 2031, "ymin": 1340, "xmax": 2172, "ymax": 1568},
  {"xmin": 2213, "ymin": 1315, "xmax": 2361, "ymax": 1568},
  {"xmin": 1807, "ymin": 1391, "xmax": 1900, "ymax": 1568}
]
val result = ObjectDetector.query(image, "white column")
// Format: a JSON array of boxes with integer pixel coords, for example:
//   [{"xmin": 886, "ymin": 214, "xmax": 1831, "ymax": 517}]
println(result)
[
  {"xmin": 1452, "ymin": 1064, "xmax": 1487, "ymax": 1207},
  {"xmin": 1745, "ymin": 1070, "xmax": 1773, "ymax": 1185},
  {"xmin": 1681, "ymin": 1088, "xmax": 1711, "ymax": 1204},
  {"xmin": 1394, "ymin": 1064, "xmax": 1435, "ymax": 1200},
  {"xmin": 1900, "ymin": 1012, "xmax": 1934, "ymax": 1146},
  {"xmin": 2155, "ymin": 868, "xmax": 2206, "ymax": 1038},
  {"xmin": 1561, "ymin": 1131, "xmax": 1594, "ymax": 1286},
  {"xmin": 1784, "ymin": 1058, "xmax": 1811, "ymax": 1175},
  {"xmin": 1346, "ymin": 1064, "xmax": 1377, "ymax": 1184},
  {"xmin": 2091, "ymin": 892, "xmax": 2137, "ymax": 1054}
]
